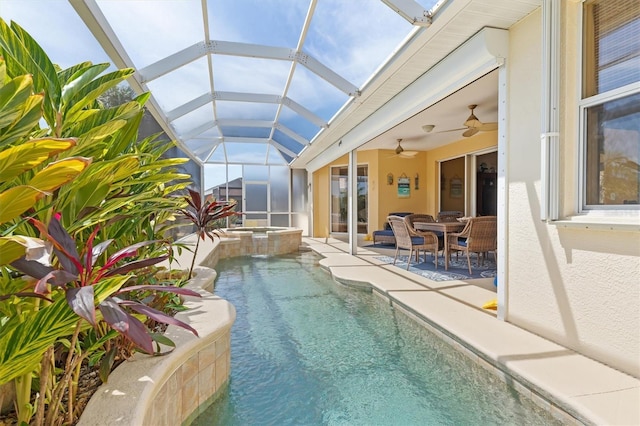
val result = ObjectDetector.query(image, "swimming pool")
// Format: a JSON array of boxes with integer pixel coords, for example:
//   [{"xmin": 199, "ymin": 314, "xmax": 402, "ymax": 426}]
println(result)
[{"xmin": 193, "ymin": 252, "xmax": 562, "ymax": 425}]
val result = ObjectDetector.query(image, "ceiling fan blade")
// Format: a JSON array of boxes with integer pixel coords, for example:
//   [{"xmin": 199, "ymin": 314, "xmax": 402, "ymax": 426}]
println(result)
[
  {"xmin": 434, "ymin": 127, "xmax": 466, "ymax": 134},
  {"xmin": 463, "ymin": 127, "xmax": 479, "ymax": 137},
  {"xmin": 479, "ymin": 122, "xmax": 498, "ymax": 131}
]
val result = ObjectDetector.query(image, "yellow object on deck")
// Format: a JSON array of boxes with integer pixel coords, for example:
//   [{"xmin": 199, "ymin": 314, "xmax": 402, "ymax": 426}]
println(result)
[{"xmin": 482, "ymin": 299, "xmax": 498, "ymax": 310}]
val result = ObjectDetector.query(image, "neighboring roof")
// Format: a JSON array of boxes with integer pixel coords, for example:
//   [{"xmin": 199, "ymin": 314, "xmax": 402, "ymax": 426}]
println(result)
[{"xmin": 207, "ymin": 176, "xmax": 243, "ymax": 194}]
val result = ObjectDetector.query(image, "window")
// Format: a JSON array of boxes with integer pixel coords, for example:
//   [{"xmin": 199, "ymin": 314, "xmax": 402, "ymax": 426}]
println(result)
[{"xmin": 580, "ymin": 0, "xmax": 640, "ymax": 209}]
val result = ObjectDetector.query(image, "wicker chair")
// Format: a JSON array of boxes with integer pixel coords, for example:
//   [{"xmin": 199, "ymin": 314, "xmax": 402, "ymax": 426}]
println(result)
[
  {"xmin": 387, "ymin": 216, "xmax": 440, "ymax": 270},
  {"xmin": 404, "ymin": 213, "xmax": 435, "ymax": 225},
  {"xmin": 437, "ymin": 210, "xmax": 464, "ymax": 222},
  {"xmin": 447, "ymin": 216, "xmax": 497, "ymax": 274},
  {"xmin": 403, "ymin": 214, "xmax": 441, "ymax": 268}
]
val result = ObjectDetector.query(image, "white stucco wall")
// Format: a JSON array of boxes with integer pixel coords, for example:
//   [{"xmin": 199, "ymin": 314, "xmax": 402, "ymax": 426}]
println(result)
[{"xmin": 505, "ymin": 6, "xmax": 640, "ymax": 378}]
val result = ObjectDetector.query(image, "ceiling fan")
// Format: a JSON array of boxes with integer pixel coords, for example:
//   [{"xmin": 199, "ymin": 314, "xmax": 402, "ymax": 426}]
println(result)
[
  {"xmin": 430, "ymin": 104, "xmax": 498, "ymax": 137},
  {"xmin": 394, "ymin": 138, "xmax": 418, "ymax": 158}
]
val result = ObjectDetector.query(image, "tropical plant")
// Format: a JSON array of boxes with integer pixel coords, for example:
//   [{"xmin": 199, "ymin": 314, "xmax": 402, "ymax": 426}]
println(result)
[
  {"xmin": 0, "ymin": 17, "xmax": 196, "ymax": 425},
  {"xmin": 5, "ymin": 215, "xmax": 200, "ymax": 424},
  {"xmin": 178, "ymin": 188, "xmax": 241, "ymax": 279}
]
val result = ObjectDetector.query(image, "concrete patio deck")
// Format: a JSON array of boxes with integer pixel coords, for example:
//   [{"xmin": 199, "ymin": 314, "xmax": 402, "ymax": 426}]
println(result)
[{"xmin": 305, "ymin": 237, "xmax": 640, "ymax": 426}]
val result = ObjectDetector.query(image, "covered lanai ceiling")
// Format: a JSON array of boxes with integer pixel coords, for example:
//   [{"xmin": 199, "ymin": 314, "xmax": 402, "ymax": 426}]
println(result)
[{"xmin": 67, "ymin": 0, "xmax": 440, "ymax": 166}]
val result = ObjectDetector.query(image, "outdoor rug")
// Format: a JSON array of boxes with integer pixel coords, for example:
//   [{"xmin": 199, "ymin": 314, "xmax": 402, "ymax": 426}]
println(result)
[{"xmin": 375, "ymin": 253, "xmax": 496, "ymax": 281}]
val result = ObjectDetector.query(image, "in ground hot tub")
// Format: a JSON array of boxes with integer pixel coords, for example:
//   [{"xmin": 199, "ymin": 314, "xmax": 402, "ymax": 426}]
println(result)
[{"xmin": 202, "ymin": 227, "xmax": 303, "ymax": 267}]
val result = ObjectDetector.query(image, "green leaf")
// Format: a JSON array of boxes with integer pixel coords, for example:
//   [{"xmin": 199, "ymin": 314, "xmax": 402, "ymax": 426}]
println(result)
[
  {"xmin": 0, "ymin": 19, "xmax": 61, "ymax": 129},
  {"xmin": 28, "ymin": 157, "xmax": 92, "ymax": 192},
  {"xmin": 65, "ymin": 101, "xmax": 141, "ymax": 138},
  {"xmin": 64, "ymin": 68, "xmax": 135, "ymax": 119},
  {"xmin": 0, "ymin": 235, "xmax": 46, "ymax": 266},
  {"xmin": 0, "ymin": 73, "xmax": 35, "ymax": 129},
  {"xmin": 62, "ymin": 179, "xmax": 111, "ymax": 227},
  {"xmin": 0, "ymin": 185, "xmax": 46, "ymax": 225},
  {"xmin": 99, "ymin": 346, "xmax": 117, "ymax": 383},
  {"xmin": 0, "ymin": 93, "xmax": 44, "ymax": 148},
  {"xmin": 0, "ymin": 276, "xmax": 128, "ymax": 384},
  {"xmin": 0, "ymin": 138, "xmax": 76, "ymax": 182},
  {"xmin": 74, "ymin": 119, "xmax": 127, "ymax": 147},
  {"xmin": 57, "ymin": 62, "xmax": 93, "ymax": 88},
  {"xmin": 61, "ymin": 62, "xmax": 110, "ymax": 106}
]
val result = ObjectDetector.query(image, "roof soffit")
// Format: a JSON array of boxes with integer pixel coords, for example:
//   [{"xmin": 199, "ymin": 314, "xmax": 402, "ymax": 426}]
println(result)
[{"xmin": 293, "ymin": 0, "xmax": 541, "ymax": 170}]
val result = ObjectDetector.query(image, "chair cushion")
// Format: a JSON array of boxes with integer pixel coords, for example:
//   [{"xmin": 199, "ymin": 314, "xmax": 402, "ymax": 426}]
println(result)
[
  {"xmin": 373, "ymin": 230, "xmax": 394, "ymax": 237},
  {"xmin": 410, "ymin": 236, "xmax": 425, "ymax": 245},
  {"xmin": 385, "ymin": 212, "xmax": 413, "ymax": 230}
]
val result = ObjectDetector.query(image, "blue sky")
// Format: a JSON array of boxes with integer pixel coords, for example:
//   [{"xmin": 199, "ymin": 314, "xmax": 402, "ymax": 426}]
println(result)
[{"xmin": 1, "ymin": 0, "xmax": 438, "ymax": 188}]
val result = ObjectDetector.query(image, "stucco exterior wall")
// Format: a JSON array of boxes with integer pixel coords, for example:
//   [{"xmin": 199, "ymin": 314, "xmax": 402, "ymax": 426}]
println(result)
[
  {"xmin": 505, "ymin": 6, "xmax": 640, "ymax": 378},
  {"xmin": 312, "ymin": 150, "xmax": 428, "ymax": 236},
  {"xmin": 371, "ymin": 150, "xmax": 427, "ymax": 229},
  {"xmin": 313, "ymin": 166, "xmax": 330, "ymax": 237}
]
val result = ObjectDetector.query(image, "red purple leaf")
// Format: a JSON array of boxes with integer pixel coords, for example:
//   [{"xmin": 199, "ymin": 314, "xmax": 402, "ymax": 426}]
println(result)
[
  {"xmin": 99, "ymin": 298, "xmax": 154, "ymax": 354},
  {"xmin": 84, "ymin": 227, "xmax": 101, "ymax": 274},
  {"xmin": 89, "ymin": 239, "xmax": 114, "ymax": 266},
  {"xmin": 48, "ymin": 215, "xmax": 81, "ymax": 275},
  {"xmin": 66, "ymin": 286, "xmax": 96, "ymax": 326},
  {"xmin": 33, "ymin": 270, "xmax": 78, "ymax": 294},
  {"xmin": 102, "ymin": 255, "xmax": 169, "ymax": 278},
  {"xmin": 118, "ymin": 301, "xmax": 199, "ymax": 336},
  {"xmin": 99, "ymin": 298, "xmax": 128, "ymax": 332},
  {"xmin": 10, "ymin": 257, "xmax": 54, "ymax": 280},
  {"xmin": 122, "ymin": 312, "xmax": 154, "ymax": 354},
  {"xmin": 105, "ymin": 240, "xmax": 159, "ymax": 267}
]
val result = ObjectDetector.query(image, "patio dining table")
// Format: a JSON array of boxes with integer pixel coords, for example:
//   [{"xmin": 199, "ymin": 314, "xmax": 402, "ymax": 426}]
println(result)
[{"xmin": 414, "ymin": 221, "xmax": 466, "ymax": 270}]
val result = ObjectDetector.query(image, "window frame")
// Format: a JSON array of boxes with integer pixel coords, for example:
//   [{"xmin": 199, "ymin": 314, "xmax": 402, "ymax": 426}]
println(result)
[{"xmin": 577, "ymin": 1, "xmax": 640, "ymax": 214}]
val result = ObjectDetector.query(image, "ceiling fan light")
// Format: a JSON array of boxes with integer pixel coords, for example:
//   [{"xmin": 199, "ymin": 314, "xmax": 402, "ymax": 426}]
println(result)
[
  {"xmin": 463, "ymin": 127, "xmax": 479, "ymax": 137},
  {"xmin": 464, "ymin": 113, "xmax": 481, "ymax": 128},
  {"xmin": 395, "ymin": 138, "xmax": 404, "ymax": 154}
]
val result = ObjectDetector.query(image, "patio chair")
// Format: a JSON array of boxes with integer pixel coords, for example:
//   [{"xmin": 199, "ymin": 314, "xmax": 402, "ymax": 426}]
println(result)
[
  {"xmin": 403, "ymin": 214, "xmax": 441, "ymax": 269},
  {"xmin": 388, "ymin": 216, "xmax": 440, "ymax": 270},
  {"xmin": 437, "ymin": 210, "xmax": 464, "ymax": 222},
  {"xmin": 447, "ymin": 216, "xmax": 497, "ymax": 274},
  {"xmin": 372, "ymin": 212, "xmax": 413, "ymax": 245}
]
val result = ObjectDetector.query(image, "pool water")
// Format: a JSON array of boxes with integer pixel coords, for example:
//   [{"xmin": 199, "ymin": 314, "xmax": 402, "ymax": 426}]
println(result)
[{"xmin": 194, "ymin": 252, "xmax": 562, "ymax": 426}]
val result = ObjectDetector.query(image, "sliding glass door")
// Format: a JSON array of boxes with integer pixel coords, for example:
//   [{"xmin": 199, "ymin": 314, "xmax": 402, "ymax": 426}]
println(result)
[
  {"xmin": 330, "ymin": 165, "xmax": 368, "ymax": 234},
  {"xmin": 439, "ymin": 151, "xmax": 498, "ymax": 216}
]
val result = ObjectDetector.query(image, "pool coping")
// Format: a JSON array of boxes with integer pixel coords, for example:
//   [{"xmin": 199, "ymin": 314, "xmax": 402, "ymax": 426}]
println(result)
[
  {"xmin": 304, "ymin": 237, "xmax": 640, "ymax": 426},
  {"xmin": 77, "ymin": 267, "xmax": 235, "ymax": 426}
]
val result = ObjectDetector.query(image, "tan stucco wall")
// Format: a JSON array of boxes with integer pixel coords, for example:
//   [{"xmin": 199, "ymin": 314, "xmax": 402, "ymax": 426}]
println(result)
[
  {"xmin": 372, "ymin": 150, "xmax": 427, "ymax": 229},
  {"xmin": 506, "ymin": 5, "xmax": 640, "ymax": 378},
  {"xmin": 311, "ymin": 137, "xmax": 501, "ymax": 237},
  {"xmin": 312, "ymin": 150, "xmax": 428, "ymax": 236}
]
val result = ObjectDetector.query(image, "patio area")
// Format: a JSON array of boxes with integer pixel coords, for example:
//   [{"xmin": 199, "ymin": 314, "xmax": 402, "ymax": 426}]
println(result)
[{"xmin": 306, "ymin": 236, "xmax": 640, "ymax": 426}]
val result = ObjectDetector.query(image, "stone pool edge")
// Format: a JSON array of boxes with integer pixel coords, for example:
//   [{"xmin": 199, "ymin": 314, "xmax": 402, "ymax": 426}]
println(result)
[
  {"xmin": 78, "ymin": 266, "xmax": 235, "ymax": 426},
  {"xmin": 309, "ymin": 244, "xmax": 602, "ymax": 426},
  {"xmin": 79, "ymin": 228, "xmax": 304, "ymax": 425}
]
